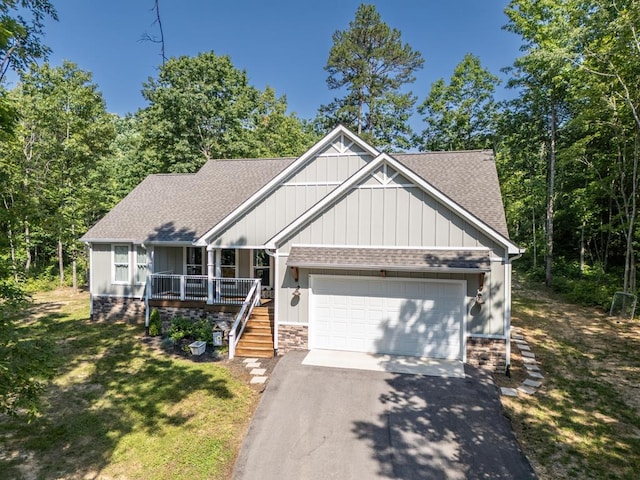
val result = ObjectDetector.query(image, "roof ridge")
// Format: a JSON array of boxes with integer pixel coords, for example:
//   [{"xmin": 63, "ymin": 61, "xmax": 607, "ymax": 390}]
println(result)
[{"xmin": 394, "ymin": 149, "xmax": 493, "ymax": 156}]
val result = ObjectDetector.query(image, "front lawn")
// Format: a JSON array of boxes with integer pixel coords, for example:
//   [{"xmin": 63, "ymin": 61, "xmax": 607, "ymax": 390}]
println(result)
[
  {"xmin": 496, "ymin": 282, "xmax": 640, "ymax": 479},
  {"xmin": 0, "ymin": 289, "xmax": 259, "ymax": 479}
]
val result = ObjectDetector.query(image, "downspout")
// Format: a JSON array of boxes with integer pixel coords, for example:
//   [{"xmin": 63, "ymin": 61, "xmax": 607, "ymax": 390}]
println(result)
[
  {"xmin": 265, "ymin": 248, "xmax": 278, "ymax": 356},
  {"xmin": 504, "ymin": 251, "xmax": 524, "ymax": 377}
]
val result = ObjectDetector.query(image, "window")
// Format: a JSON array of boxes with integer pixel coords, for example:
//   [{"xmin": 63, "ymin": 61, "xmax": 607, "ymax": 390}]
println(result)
[
  {"xmin": 221, "ymin": 249, "xmax": 236, "ymax": 278},
  {"xmin": 186, "ymin": 247, "xmax": 203, "ymax": 275},
  {"xmin": 135, "ymin": 246, "xmax": 148, "ymax": 284},
  {"xmin": 253, "ymin": 250, "xmax": 271, "ymax": 287},
  {"xmin": 113, "ymin": 245, "xmax": 129, "ymax": 283}
]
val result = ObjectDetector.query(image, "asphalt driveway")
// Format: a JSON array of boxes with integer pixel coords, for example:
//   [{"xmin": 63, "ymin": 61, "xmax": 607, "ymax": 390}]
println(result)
[{"xmin": 233, "ymin": 351, "xmax": 536, "ymax": 479}]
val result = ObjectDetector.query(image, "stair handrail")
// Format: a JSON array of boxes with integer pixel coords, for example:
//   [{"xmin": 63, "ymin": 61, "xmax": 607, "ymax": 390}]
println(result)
[{"xmin": 228, "ymin": 278, "xmax": 261, "ymax": 360}]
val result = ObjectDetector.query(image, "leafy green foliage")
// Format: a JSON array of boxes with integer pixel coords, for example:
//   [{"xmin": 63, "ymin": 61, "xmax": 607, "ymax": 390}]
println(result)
[
  {"xmin": 148, "ymin": 308, "xmax": 161, "ymax": 337},
  {"xmin": 318, "ymin": 3, "xmax": 423, "ymax": 151},
  {"xmin": 416, "ymin": 53, "xmax": 499, "ymax": 151},
  {"xmin": 167, "ymin": 317, "xmax": 212, "ymax": 344},
  {"xmin": 139, "ymin": 51, "xmax": 315, "ymax": 174},
  {"xmin": 0, "ymin": 278, "xmax": 54, "ymax": 416}
]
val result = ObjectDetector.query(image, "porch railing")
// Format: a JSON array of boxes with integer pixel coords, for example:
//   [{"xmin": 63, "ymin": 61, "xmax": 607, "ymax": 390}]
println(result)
[
  {"xmin": 228, "ymin": 278, "xmax": 261, "ymax": 360},
  {"xmin": 147, "ymin": 273, "xmax": 257, "ymax": 305}
]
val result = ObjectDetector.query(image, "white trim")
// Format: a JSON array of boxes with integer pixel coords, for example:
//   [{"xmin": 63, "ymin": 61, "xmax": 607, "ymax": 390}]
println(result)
[
  {"xmin": 267, "ymin": 156, "xmax": 522, "ymax": 255},
  {"xmin": 272, "ymin": 248, "xmax": 280, "ymax": 351},
  {"xmin": 266, "ymin": 153, "xmax": 388, "ymax": 248},
  {"xmin": 111, "ymin": 244, "xmax": 131, "ymax": 285},
  {"xmin": 250, "ymin": 249, "xmax": 273, "ymax": 287},
  {"xmin": 291, "ymin": 243, "xmax": 492, "ymax": 252},
  {"xmin": 220, "ymin": 248, "xmax": 238, "ymax": 278},
  {"xmin": 308, "ymin": 274, "xmax": 467, "ymax": 361},
  {"xmin": 355, "ymin": 184, "xmax": 416, "ymax": 189},
  {"xmin": 88, "ymin": 243, "xmax": 94, "ymax": 295},
  {"xmin": 288, "ymin": 263, "xmax": 489, "ymax": 274},
  {"xmin": 134, "ymin": 245, "xmax": 149, "ymax": 285},
  {"xmin": 185, "ymin": 246, "xmax": 205, "ymax": 276},
  {"xmin": 283, "ymin": 181, "xmax": 342, "ymax": 187},
  {"xmin": 194, "ymin": 125, "xmax": 379, "ymax": 246},
  {"xmin": 277, "ymin": 321, "xmax": 309, "ymax": 326}
]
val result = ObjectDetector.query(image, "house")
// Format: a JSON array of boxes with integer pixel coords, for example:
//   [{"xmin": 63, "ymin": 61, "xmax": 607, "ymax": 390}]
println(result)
[{"xmin": 81, "ymin": 125, "xmax": 522, "ymax": 371}]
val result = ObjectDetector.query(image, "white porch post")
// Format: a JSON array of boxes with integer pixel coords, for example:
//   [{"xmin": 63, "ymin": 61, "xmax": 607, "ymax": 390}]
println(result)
[
  {"xmin": 207, "ymin": 245, "xmax": 214, "ymax": 304},
  {"xmin": 215, "ymin": 249, "xmax": 222, "ymax": 301}
]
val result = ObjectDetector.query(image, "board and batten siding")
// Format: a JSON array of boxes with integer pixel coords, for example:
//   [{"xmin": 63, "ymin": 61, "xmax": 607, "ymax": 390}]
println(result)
[
  {"xmin": 210, "ymin": 149, "xmax": 373, "ymax": 247},
  {"xmin": 277, "ymin": 258, "xmax": 506, "ymax": 337},
  {"xmin": 90, "ymin": 243, "xmax": 145, "ymax": 297},
  {"xmin": 275, "ymin": 170, "xmax": 508, "ymax": 336},
  {"xmin": 154, "ymin": 246, "xmax": 184, "ymax": 274}
]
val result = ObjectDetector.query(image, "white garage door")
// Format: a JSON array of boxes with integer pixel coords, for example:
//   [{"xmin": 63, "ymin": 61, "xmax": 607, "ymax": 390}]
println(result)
[{"xmin": 309, "ymin": 276, "xmax": 465, "ymax": 360}]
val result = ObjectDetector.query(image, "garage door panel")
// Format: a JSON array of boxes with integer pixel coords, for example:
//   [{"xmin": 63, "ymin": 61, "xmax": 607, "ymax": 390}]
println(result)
[{"xmin": 311, "ymin": 276, "xmax": 464, "ymax": 360}]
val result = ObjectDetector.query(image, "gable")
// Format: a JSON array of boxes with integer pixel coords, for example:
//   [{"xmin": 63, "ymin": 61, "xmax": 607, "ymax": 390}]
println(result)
[
  {"xmin": 273, "ymin": 159, "xmax": 508, "ymax": 254},
  {"xmin": 203, "ymin": 130, "xmax": 377, "ymax": 247}
]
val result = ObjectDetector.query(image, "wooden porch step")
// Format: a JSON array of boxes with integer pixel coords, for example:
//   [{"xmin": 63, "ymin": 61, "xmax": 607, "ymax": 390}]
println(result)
[{"xmin": 235, "ymin": 307, "xmax": 275, "ymax": 358}]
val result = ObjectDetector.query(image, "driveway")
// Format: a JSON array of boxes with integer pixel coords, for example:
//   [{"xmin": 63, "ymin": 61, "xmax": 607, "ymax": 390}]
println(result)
[{"xmin": 233, "ymin": 351, "xmax": 536, "ymax": 480}]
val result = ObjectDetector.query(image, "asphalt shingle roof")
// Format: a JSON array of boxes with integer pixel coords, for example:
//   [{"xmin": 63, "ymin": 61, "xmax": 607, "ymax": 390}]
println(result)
[
  {"xmin": 287, "ymin": 246, "xmax": 492, "ymax": 272},
  {"xmin": 81, "ymin": 149, "xmax": 510, "ymax": 244}
]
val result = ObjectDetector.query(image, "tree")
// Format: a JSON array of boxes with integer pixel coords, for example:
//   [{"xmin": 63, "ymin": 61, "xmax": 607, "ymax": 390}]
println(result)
[
  {"xmin": 13, "ymin": 62, "xmax": 115, "ymax": 287},
  {"xmin": 504, "ymin": 0, "xmax": 575, "ymax": 287},
  {"xmin": 0, "ymin": 0, "xmax": 57, "ymax": 83},
  {"xmin": 416, "ymin": 53, "xmax": 500, "ymax": 151},
  {"xmin": 318, "ymin": 3, "xmax": 424, "ymax": 151},
  {"xmin": 140, "ymin": 51, "xmax": 314, "ymax": 174}
]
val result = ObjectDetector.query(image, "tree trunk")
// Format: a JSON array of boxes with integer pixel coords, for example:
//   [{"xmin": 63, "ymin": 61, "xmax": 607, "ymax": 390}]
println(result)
[
  {"xmin": 545, "ymin": 106, "xmax": 557, "ymax": 287},
  {"xmin": 24, "ymin": 222, "xmax": 32, "ymax": 272},
  {"xmin": 580, "ymin": 222, "xmax": 585, "ymax": 274},
  {"xmin": 72, "ymin": 259, "xmax": 77, "ymax": 291},
  {"xmin": 58, "ymin": 238, "xmax": 64, "ymax": 287},
  {"xmin": 623, "ymin": 138, "xmax": 638, "ymax": 294}
]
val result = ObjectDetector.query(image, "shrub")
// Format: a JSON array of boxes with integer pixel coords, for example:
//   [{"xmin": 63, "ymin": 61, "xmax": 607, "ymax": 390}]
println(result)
[
  {"xmin": 149, "ymin": 309, "xmax": 162, "ymax": 336},
  {"xmin": 167, "ymin": 316, "xmax": 213, "ymax": 344}
]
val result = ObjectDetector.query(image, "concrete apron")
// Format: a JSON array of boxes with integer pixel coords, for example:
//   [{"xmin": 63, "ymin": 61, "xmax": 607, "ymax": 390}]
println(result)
[{"xmin": 302, "ymin": 349, "xmax": 465, "ymax": 378}]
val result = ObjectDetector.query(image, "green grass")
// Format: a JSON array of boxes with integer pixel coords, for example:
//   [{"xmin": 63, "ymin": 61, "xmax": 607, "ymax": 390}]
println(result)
[
  {"xmin": 0, "ymin": 290, "xmax": 259, "ymax": 479},
  {"xmin": 497, "ymin": 281, "xmax": 640, "ymax": 479}
]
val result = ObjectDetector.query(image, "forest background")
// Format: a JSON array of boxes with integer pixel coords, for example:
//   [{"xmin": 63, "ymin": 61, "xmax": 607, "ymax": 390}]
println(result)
[{"xmin": 2, "ymin": 0, "xmax": 640, "ymax": 311}]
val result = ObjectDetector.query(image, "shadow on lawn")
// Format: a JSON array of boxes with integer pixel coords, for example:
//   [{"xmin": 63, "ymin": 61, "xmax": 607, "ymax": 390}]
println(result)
[{"xmin": 2, "ymin": 304, "xmax": 234, "ymax": 479}]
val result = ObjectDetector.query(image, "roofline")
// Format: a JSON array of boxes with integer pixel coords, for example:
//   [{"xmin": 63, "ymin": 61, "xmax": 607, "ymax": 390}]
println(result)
[
  {"xmin": 284, "ymin": 263, "xmax": 491, "ymax": 274},
  {"xmin": 266, "ymin": 153, "xmax": 522, "ymax": 254},
  {"xmin": 266, "ymin": 152, "xmax": 388, "ymax": 247},
  {"xmin": 80, "ymin": 238, "xmax": 195, "ymax": 247},
  {"xmin": 194, "ymin": 125, "xmax": 380, "ymax": 246}
]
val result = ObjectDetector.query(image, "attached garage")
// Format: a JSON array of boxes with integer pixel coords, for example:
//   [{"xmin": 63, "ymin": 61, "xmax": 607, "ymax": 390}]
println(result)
[{"xmin": 309, "ymin": 275, "xmax": 466, "ymax": 360}]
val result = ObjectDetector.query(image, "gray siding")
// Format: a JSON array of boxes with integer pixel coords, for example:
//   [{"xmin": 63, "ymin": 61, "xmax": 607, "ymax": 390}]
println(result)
[
  {"xmin": 90, "ymin": 243, "xmax": 144, "ymax": 297},
  {"xmin": 154, "ymin": 246, "xmax": 183, "ymax": 274},
  {"xmin": 281, "ymin": 180, "xmax": 503, "ymax": 253},
  {"xmin": 211, "ymin": 147, "xmax": 374, "ymax": 247},
  {"xmin": 275, "ymin": 170, "xmax": 508, "ymax": 336},
  {"xmin": 277, "ymin": 255, "xmax": 506, "ymax": 336}
]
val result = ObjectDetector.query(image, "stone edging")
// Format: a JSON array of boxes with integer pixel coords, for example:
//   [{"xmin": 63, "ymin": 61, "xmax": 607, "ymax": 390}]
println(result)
[{"xmin": 501, "ymin": 328, "xmax": 544, "ymax": 397}]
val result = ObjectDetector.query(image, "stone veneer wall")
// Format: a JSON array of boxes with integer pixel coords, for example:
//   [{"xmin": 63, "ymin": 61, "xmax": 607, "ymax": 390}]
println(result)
[
  {"xmin": 154, "ymin": 306, "xmax": 234, "ymax": 339},
  {"xmin": 466, "ymin": 337, "xmax": 507, "ymax": 372},
  {"xmin": 277, "ymin": 325, "xmax": 308, "ymax": 355},
  {"xmin": 92, "ymin": 296, "xmax": 145, "ymax": 323}
]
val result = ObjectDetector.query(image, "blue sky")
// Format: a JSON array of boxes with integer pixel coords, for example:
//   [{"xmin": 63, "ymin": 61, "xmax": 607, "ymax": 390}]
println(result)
[{"xmin": 24, "ymin": 1, "xmax": 522, "ymax": 125}]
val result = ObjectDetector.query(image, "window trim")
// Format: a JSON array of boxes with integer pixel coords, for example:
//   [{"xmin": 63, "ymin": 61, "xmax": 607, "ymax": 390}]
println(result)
[
  {"xmin": 134, "ymin": 245, "xmax": 148, "ymax": 285},
  {"xmin": 251, "ymin": 249, "xmax": 272, "ymax": 287},
  {"xmin": 221, "ymin": 248, "xmax": 238, "ymax": 278},
  {"xmin": 112, "ymin": 244, "xmax": 131, "ymax": 285},
  {"xmin": 185, "ymin": 246, "xmax": 205, "ymax": 276}
]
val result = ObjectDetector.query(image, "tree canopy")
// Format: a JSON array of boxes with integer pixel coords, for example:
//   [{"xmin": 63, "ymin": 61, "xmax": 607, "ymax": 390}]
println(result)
[
  {"xmin": 317, "ymin": 3, "xmax": 423, "ymax": 151},
  {"xmin": 139, "ymin": 51, "xmax": 316, "ymax": 175}
]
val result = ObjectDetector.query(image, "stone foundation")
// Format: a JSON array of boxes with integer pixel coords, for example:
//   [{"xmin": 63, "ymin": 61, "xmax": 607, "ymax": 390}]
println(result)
[
  {"xmin": 154, "ymin": 306, "xmax": 234, "ymax": 339},
  {"xmin": 277, "ymin": 324, "xmax": 308, "ymax": 354},
  {"xmin": 92, "ymin": 296, "xmax": 145, "ymax": 323},
  {"xmin": 466, "ymin": 337, "xmax": 507, "ymax": 372}
]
